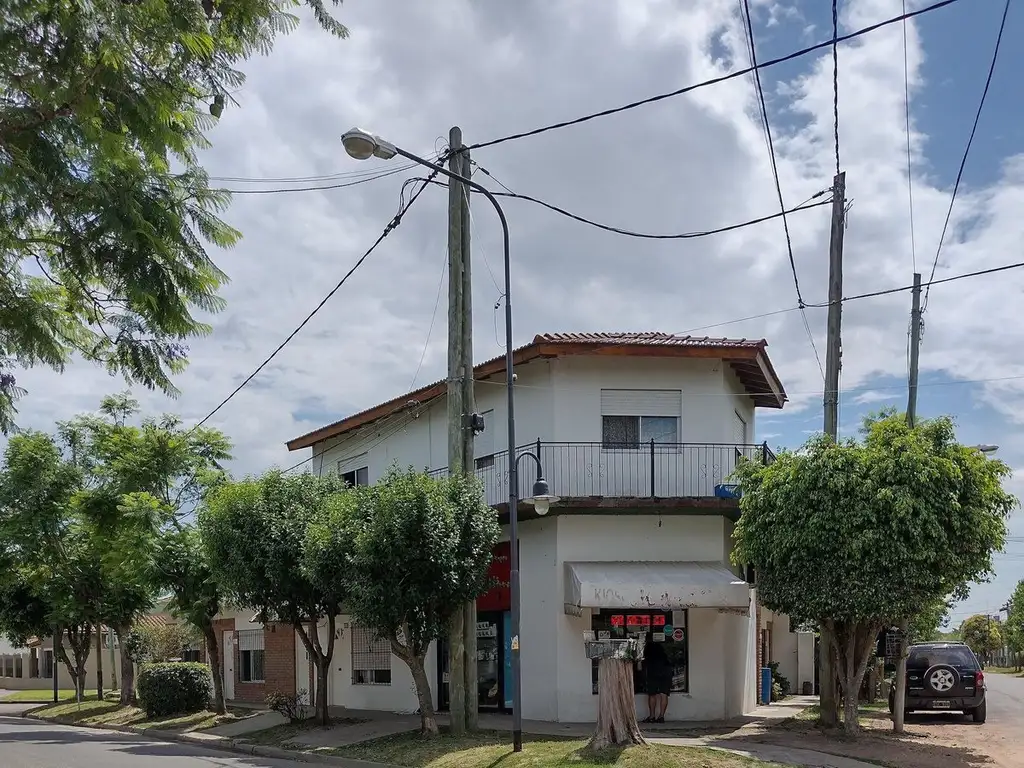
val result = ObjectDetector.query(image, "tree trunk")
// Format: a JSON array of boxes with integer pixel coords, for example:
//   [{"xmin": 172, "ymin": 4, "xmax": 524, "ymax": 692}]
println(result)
[
  {"xmin": 832, "ymin": 620, "xmax": 881, "ymax": 737},
  {"xmin": 295, "ymin": 615, "xmax": 334, "ymax": 727},
  {"xmin": 203, "ymin": 624, "xmax": 226, "ymax": 714},
  {"xmin": 408, "ymin": 653, "xmax": 439, "ymax": 736},
  {"xmin": 588, "ymin": 658, "xmax": 646, "ymax": 750},
  {"xmin": 96, "ymin": 629, "xmax": 104, "ymax": 701},
  {"xmin": 116, "ymin": 626, "xmax": 136, "ymax": 705}
]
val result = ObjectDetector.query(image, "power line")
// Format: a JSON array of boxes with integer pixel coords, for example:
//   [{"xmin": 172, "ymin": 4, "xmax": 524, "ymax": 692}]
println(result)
[
  {"xmin": 209, "ymin": 162, "xmax": 419, "ymax": 185},
  {"xmin": 741, "ymin": 0, "xmax": 823, "ymax": 381},
  {"xmin": 901, "ymin": 0, "xmax": 918, "ymax": 273},
  {"xmin": 465, "ymin": 0, "xmax": 964, "ymax": 152},
  {"xmin": 194, "ymin": 162, "xmax": 448, "ymax": 429},
  {"xmin": 409, "ymin": 248, "xmax": 447, "ymax": 391},
  {"xmin": 422, "ymin": 177, "xmax": 833, "ymax": 240},
  {"xmin": 219, "ymin": 164, "xmax": 414, "ymax": 194},
  {"xmin": 923, "ymin": 0, "xmax": 1010, "ymax": 312}
]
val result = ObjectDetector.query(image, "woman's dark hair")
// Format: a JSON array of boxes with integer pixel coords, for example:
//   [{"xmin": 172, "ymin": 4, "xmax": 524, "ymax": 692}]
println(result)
[{"xmin": 644, "ymin": 634, "xmax": 669, "ymax": 666}]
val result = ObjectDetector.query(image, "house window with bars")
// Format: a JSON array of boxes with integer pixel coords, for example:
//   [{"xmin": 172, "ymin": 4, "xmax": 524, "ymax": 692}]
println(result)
[
  {"xmin": 237, "ymin": 629, "xmax": 265, "ymax": 683},
  {"xmin": 14, "ymin": 656, "xmax": 23, "ymax": 678},
  {"xmin": 182, "ymin": 647, "xmax": 202, "ymax": 663},
  {"xmin": 351, "ymin": 626, "xmax": 391, "ymax": 685},
  {"xmin": 42, "ymin": 649, "xmax": 54, "ymax": 679}
]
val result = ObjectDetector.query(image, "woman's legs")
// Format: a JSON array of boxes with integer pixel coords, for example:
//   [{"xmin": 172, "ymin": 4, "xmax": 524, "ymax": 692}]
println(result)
[{"xmin": 644, "ymin": 693, "xmax": 656, "ymax": 722}]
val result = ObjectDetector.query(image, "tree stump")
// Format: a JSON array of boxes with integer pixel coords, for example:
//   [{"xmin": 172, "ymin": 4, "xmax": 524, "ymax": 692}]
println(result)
[{"xmin": 585, "ymin": 637, "xmax": 647, "ymax": 750}]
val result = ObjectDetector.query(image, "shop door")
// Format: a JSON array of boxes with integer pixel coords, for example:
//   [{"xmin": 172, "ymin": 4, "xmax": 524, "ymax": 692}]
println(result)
[{"xmin": 436, "ymin": 613, "xmax": 508, "ymax": 712}]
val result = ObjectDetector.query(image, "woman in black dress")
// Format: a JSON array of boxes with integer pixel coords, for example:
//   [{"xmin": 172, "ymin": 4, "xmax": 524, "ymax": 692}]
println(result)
[{"xmin": 640, "ymin": 634, "xmax": 672, "ymax": 723}]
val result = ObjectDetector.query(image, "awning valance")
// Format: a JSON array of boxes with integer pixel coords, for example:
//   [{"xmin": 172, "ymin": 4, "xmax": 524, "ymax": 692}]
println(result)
[{"xmin": 563, "ymin": 561, "xmax": 750, "ymax": 616}]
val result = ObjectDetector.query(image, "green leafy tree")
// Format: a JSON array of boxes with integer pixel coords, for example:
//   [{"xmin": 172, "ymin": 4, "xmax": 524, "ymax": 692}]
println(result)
[
  {"xmin": 62, "ymin": 393, "xmax": 231, "ymax": 704},
  {"xmin": 1005, "ymin": 581, "xmax": 1024, "ymax": 671},
  {"xmin": 733, "ymin": 415, "xmax": 1015, "ymax": 736},
  {"xmin": 320, "ymin": 468, "xmax": 499, "ymax": 736},
  {"xmin": 200, "ymin": 471, "xmax": 350, "ymax": 725},
  {"xmin": 0, "ymin": 0, "xmax": 348, "ymax": 430},
  {"xmin": 133, "ymin": 621, "xmax": 201, "ymax": 663},
  {"xmin": 960, "ymin": 614, "xmax": 1004, "ymax": 662},
  {"xmin": 0, "ymin": 430, "xmax": 96, "ymax": 698},
  {"xmin": 908, "ymin": 596, "xmax": 956, "ymax": 643},
  {"xmin": 155, "ymin": 525, "xmax": 229, "ymax": 713}
]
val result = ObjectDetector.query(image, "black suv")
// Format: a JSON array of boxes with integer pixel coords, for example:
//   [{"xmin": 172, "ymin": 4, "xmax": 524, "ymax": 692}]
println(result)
[{"xmin": 888, "ymin": 642, "xmax": 987, "ymax": 723}]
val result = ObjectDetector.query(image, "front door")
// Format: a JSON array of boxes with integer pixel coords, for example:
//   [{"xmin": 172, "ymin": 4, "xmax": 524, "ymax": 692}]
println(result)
[
  {"xmin": 222, "ymin": 631, "xmax": 235, "ymax": 701},
  {"xmin": 436, "ymin": 612, "xmax": 508, "ymax": 712}
]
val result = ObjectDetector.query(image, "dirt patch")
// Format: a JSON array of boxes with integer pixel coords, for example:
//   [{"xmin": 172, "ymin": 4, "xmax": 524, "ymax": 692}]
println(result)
[{"xmin": 721, "ymin": 707, "xmax": 1012, "ymax": 768}]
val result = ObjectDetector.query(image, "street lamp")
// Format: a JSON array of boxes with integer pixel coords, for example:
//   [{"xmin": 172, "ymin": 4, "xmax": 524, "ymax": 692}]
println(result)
[
  {"xmin": 342, "ymin": 127, "xmax": 549, "ymax": 752},
  {"xmin": 518, "ymin": 450, "xmax": 560, "ymax": 516},
  {"xmin": 973, "ymin": 444, "xmax": 999, "ymax": 454}
]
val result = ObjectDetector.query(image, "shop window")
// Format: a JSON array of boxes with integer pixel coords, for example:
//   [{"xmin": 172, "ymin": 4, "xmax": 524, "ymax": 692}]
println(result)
[
  {"xmin": 351, "ymin": 626, "xmax": 392, "ymax": 685},
  {"xmin": 237, "ymin": 629, "xmax": 265, "ymax": 683},
  {"xmin": 590, "ymin": 609, "xmax": 688, "ymax": 694}
]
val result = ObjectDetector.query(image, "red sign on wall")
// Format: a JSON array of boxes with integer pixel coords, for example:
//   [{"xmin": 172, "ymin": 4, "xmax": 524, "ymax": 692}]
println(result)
[{"xmin": 477, "ymin": 542, "xmax": 512, "ymax": 612}]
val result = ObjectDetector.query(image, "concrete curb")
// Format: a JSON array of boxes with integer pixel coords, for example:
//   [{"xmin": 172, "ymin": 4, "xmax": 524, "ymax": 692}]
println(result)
[{"xmin": 21, "ymin": 711, "xmax": 397, "ymax": 768}]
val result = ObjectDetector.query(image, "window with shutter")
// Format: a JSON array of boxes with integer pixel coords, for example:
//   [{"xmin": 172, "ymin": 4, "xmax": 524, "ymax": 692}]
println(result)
[{"xmin": 600, "ymin": 390, "xmax": 681, "ymax": 449}]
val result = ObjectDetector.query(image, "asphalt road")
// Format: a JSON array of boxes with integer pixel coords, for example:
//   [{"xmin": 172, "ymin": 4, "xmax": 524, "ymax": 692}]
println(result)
[
  {"xmin": 985, "ymin": 670, "xmax": 1024, "ymax": 724},
  {"xmin": 0, "ymin": 708, "xmax": 309, "ymax": 768}
]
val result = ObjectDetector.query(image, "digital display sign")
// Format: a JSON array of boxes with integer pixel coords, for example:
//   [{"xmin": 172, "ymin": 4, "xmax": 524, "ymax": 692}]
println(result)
[
  {"xmin": 610, "ymin": 615, "xmax": 624, "ymax": 627},
  {"xmin": 653, "ymin": 615, "xmax": 666, "ymax": 627}
]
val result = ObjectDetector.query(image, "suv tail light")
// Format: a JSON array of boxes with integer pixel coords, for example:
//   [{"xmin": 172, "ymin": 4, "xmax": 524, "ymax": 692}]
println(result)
[{"xmin": 975, "ymin": 670, "xmax": 985, "ymax": 687}]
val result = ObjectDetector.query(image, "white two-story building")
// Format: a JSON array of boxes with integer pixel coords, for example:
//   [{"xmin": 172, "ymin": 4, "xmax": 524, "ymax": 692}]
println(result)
[{"xmin": 280, "ymin": 331, "xmax": 810, "ymax": 722}]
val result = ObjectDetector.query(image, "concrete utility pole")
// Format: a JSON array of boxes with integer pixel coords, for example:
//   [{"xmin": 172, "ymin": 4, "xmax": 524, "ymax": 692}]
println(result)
[
  {"xmin": 819, "ymin": 170, "xmax": 846, "ymax": 728},
  {"xmin": 892, "ymin": 272, "xmax": 923, "ymax": 734},
  {"xmin": 446, "ymin": 126, "xmax": 477, "ymax": 734}
]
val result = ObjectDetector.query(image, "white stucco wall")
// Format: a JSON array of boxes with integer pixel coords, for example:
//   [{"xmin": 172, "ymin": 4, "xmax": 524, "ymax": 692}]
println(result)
[
  {"xmin": 0, "ymin": 635, "xmax": 123, "ymax": 692},
  {"xmin": 797, "ymin": 632, "xmax": 816, "ymax": 695}
]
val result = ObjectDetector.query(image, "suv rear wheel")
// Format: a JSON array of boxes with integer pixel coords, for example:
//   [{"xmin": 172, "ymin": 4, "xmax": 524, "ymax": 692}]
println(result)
[{"xmin": 967, "ymin": 699, "xmax": 986, "ymax": 724}]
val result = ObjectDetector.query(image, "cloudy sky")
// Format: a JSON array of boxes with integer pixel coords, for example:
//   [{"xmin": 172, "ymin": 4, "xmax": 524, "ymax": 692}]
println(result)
[{"xmin": 11, "ymin": 0, "xmax": 1024, "ymax": 624}]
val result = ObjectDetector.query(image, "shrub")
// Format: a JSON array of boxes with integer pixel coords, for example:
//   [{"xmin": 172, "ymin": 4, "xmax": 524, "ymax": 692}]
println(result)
[
  {"xmin": 768, "ymin": 661, "xmax": 790, "ymax": 701},
  {"xmin": 266, "ymin": 689, "xmax": 310, "ymax": 723},
  {"xmin": 137, "ymin": 662, "xmax": 211, "ymax": 718}
]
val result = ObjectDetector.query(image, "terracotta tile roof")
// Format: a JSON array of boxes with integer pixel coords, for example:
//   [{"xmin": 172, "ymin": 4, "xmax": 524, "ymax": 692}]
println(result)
[{"xmin": 287, "ymin": 331, "xmax": 786, "ymax": 451}]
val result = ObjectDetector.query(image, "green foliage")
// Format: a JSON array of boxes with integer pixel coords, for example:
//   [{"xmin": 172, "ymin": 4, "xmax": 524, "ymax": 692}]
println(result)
[
  {"xmin": 733, "ymin": 416, "xmax": 1014, "ymax": 624},
  {"xmin": 200, "ymin": 470, "xmax": 349, "ymax": 627},
  {"xmin": 200, "ymin": 469, "xmax": 351, "ymax": 724},
  {"xmin": 332, "ymin": 468, "xmax": 500, "ymax": 662},
  {"xmin": 265, "ymin": 689, "xmax": 310, "ymax": 723},
  {"xmin": 0, "ymin": 0, "xmax": 348, "ymax": 430},
  {"xmin": 767, "ymin": 661, "xmax": 790, "ymax": 701},
  {"xmin": 1006, "ymin": 580, "xmax": 1024, "ymax": 658},
  {"xmin": 732, "ymin": 413, "xmax": 1015, "ymax": 733},
  {"xmin": 908, "ymin": 596, "xmax": 955, "ymax": 643},
  {"xmin": 137, "ymin": 662, "xmax": 211, "ymax": 718},
  {"xmin": 960, "ymin": 614, "xmax": 1004, "ymax": 658},
  {"xmin": 134, "ymin": 622, "xmax": 201, "ymax": 663}
]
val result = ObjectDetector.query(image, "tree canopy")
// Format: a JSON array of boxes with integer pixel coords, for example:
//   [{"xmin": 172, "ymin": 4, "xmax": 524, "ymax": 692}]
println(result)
[
  {"xmin": 0, "ymin": 0, "xmax": 348, "ymax": 429},
  {"xmin": 200, "ymin": 470, "xmax": 350, "ymax": 724},
  {"xmin": 1004, "ymin": 580, "xmax": 1024, "ymax": 669},
  {"xmin": 733, "ymin": 413, "xmax": 1015, "ymax": 734},
  {"xmin": 321, "ymin": 468, "xmax": 499, "ymax": 735},
  {"xmin": 960, "ymin": 614, "xmax": 1004, "ymax": 661}
]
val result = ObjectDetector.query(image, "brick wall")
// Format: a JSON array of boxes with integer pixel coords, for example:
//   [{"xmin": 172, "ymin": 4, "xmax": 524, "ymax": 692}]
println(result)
[{"xmin": 231, "ymin": 621, "xmax": 296, "ymax": 704}]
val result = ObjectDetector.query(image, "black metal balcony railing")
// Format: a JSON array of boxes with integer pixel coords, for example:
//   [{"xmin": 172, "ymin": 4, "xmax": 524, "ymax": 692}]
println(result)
[{"xmin": 428, "ymin": 440, "xmax": 774, "ymax": 508}]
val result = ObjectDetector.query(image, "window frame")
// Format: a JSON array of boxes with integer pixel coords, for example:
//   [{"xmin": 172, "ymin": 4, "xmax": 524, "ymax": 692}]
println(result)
[
  {"xmin": 590, "ymin": 608, "xmax": 689, "ymax": 695},
  {"xmin": 351, "ymin": 626, "xmax": 393, "ymax": 686},
  {"xmin": 340, "ymin": 465, "xmax": 369, "ymax": 488},
  {"xmin": 239, "ymin": 649, "xmax": 265, "ymax": 683},
  {"xmin": 601, "ymin": 415, "xmax": 681, "ymax": 451}
]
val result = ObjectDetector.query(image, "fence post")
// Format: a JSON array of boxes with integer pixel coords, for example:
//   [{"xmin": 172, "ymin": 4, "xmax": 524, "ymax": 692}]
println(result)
[
  {"xmin": 649, "ymin": 439, "xmax": 656, "ymax": 498},
  {"xmin": 762, "ymin": 441, "xmax": 769, "ymax": 464}
]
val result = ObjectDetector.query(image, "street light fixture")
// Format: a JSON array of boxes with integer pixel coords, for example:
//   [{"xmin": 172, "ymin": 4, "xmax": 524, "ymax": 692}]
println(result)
[
  {"xmin": 517, "ymin": 451, "xmax": 560, "ymax": 516},
  {"xmin": 973, "ymin": 444, "xmax": 999, "ymax": 454},
  {"xmin": 342, "ymin": 127, "xmax": 549, "ymax": 752}
]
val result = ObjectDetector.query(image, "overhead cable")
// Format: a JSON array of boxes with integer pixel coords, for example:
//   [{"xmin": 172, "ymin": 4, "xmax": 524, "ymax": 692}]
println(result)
[{"xmin": 464, "ymin": 0, "xmax": 964, "ymax": 152}]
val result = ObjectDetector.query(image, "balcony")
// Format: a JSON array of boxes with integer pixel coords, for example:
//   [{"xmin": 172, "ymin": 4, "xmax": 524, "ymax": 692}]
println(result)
[{"xmin": 428, "ymin": 441, "xmax": 775, "ymax": 509}]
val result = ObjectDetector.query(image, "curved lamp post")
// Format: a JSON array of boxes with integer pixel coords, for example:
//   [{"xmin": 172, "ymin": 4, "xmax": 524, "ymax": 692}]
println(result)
[{"xmin": 341, "ymin": 128, "xmax": 556, "ymax": 751}]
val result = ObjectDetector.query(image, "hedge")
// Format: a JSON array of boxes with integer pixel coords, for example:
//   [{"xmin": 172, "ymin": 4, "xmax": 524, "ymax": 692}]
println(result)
[{"xmin": 137, "ymin": 662, "xmax": 211, "ymax": 718}]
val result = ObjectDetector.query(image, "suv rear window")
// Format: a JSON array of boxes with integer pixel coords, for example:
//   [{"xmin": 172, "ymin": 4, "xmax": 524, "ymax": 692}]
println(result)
[{"xmin": 907, "ymin": 646, "xmax": 978, "ymax": 669}]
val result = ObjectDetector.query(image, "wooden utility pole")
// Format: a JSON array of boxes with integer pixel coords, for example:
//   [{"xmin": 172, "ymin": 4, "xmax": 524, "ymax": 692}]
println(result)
[
  {"xmin": 446, "ymin": 126, "xmax": 477, "ymax": 734},
  {"xmin": 819, "ymin": 170, "xmax": 846, "ymax": 727},
  {"xmin": 893, "ymin": 272, "xmax": 923, "ymax": 734},
  {"xmin": 460, "ymin": 145, "xmax": 478, "ymax": 732}
]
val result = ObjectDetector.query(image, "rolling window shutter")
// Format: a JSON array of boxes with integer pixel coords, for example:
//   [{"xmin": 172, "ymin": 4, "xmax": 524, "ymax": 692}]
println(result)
[{"xmin": 600, "ymin": 389, "xmax": 681, "ymax": 417}]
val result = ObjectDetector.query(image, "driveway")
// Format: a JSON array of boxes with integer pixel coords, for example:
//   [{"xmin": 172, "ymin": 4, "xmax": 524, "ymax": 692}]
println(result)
[{"xmin": 0, "ymin": 711, "xmax": 310, "ymax": 768}]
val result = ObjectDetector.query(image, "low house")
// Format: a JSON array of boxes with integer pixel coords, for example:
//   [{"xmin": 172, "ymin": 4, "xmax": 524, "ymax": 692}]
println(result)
[{"xmin": 228, "ymin": 332, "xmax": 814, "ymax": 721}]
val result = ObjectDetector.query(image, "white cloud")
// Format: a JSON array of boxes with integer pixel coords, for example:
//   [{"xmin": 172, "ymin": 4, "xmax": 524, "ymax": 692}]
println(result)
[
  {"xmin": 5, "ymin": 0, "xmax": 1023, "ymax": 552},
  {"xmin": 853, "ymin": 390, "xmax": 901, "ymax": 405}
]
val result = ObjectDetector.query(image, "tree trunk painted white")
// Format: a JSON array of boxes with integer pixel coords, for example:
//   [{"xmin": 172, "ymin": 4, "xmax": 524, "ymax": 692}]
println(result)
[{"xmin": 588, "ymin": 658, "xmax": 647, "ymax": 750}]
